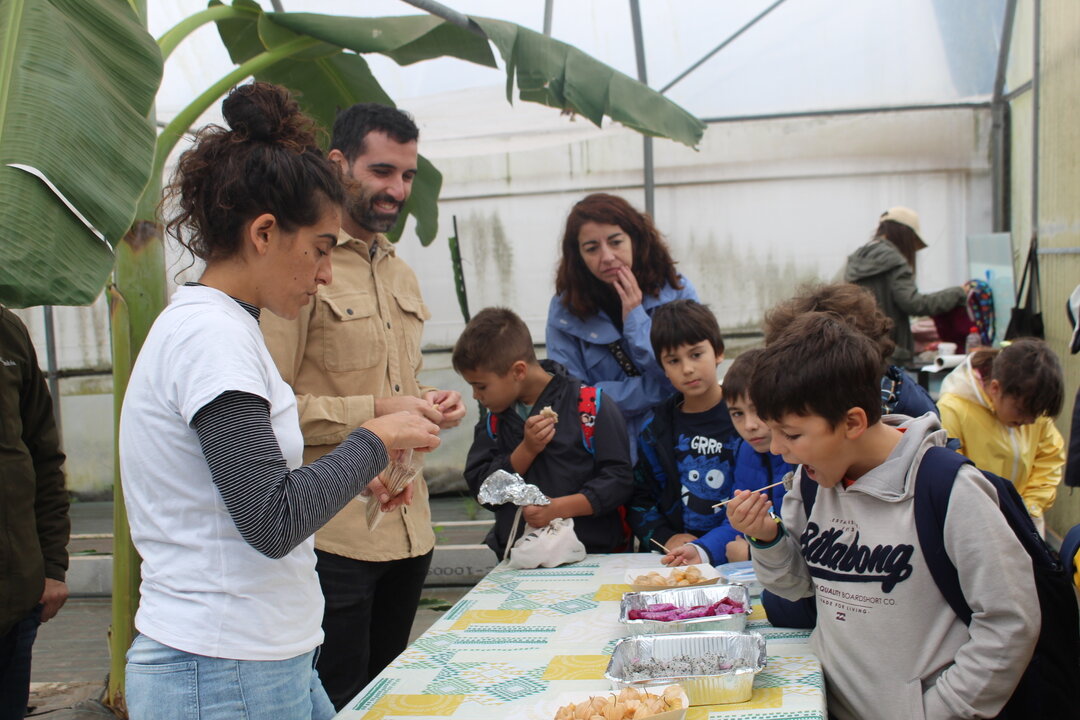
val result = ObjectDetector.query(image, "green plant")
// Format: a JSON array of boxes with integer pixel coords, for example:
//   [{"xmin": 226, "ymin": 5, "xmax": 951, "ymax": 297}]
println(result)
[
  {"xmin": 460, "ymin": 494, "xmax": 481, "ymax": 521},
  {"xmin": 1, "ymin": 3, "xmax": 705, "ymax": 713}
]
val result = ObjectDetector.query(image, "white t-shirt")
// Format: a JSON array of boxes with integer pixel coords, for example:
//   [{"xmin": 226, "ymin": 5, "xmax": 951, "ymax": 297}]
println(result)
[{"xmin": 120, "ymin": 285, "xmax": 322, "ymax": 661}]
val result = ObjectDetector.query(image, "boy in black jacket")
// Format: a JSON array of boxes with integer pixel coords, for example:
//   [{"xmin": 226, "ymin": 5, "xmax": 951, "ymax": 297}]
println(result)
[{"xmin": 455, "ymin": 308, "xmax": 633, "ymax": 557}]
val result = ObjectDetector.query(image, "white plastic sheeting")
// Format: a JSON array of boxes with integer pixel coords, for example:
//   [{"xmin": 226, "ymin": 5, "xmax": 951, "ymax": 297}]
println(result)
[{"xmin": 19, "ymin": 0, "xmax": 1006, "ymax": 493}]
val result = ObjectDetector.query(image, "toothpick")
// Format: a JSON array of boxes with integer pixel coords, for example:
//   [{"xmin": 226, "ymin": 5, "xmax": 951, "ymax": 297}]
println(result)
[
  {"xmin": 712, "ymin": 480, "xmax": 786, "ymax": 509},
  {"xmin": 649, "ymin": 538, "xmax": 672, "ymax": 554}
]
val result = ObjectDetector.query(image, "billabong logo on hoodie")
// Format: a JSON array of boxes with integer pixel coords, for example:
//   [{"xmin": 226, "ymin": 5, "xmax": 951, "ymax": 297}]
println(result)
[{"xmin": 800, "ymin": 522, "xmax": 914, "ymax": 592}]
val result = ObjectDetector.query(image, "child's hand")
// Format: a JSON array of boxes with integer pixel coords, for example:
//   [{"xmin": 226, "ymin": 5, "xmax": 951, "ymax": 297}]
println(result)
[
  {"xmin": 663, "ymin": 543, "xmax": 703, "ymax": 566},
  {"xmin": 522, "ymin": 499, "xmax": 560, "ymax": 528},
  {"xmin": 726, "ymin": 489, "xmax": 778, "ymax": 543},
  {"xmin": 726, "ymin": 536, "xmax": 750, "ymax": 562},
  {"xmin": 522, "ymin": 415, "xmax": 557, "ymax": 456},
  {"xmin": 666, "ymin": 533, "xmax": 698, "ymax": 550}
]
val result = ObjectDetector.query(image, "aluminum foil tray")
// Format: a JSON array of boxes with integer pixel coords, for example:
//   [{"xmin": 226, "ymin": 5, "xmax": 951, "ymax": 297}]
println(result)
[
  {"xmin": 619, "ymin": 584, "xmax": 750, "ymax": 635},
  {"xmin": 605, "ymin": 631, "xmax": 766, "ymax": 706}
]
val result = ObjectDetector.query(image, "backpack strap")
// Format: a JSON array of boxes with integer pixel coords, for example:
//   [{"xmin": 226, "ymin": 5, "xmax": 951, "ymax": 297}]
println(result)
[
  {"xmin": 914, "ymin": 446, "xmax": 1064, "ymax": 626},
  {"xmin": 577, "ymin": 385, "xmax": 600, "ymax": 455},
  {"xmin": 912, "ymin": 446, "xmax": 974, "ymax": 624}
]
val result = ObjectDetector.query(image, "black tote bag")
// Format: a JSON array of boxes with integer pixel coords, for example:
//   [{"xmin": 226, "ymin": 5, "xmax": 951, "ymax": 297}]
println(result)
[{"xmin": 1005, "ymin": 236, "xmax": 1044, "ymax": 340}]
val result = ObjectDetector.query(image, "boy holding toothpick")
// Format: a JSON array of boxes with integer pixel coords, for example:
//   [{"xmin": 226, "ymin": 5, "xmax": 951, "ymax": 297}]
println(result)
[
  {"xmin": 627, "ymin": 300, "xmax": 744, "ymax": 561},
  {"xmin": 663, "ymin": 348, "xmax": 795, "ymax": 566}
]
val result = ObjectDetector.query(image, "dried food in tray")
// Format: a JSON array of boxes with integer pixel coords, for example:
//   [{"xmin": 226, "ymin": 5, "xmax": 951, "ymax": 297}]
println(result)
[
  {"xmin": 619, "ymin": 584, "xmax": 750, "ymax": 634},
  {"xmin": 606, "ymin": 631, "xmax": 766, "ymax": 706}
]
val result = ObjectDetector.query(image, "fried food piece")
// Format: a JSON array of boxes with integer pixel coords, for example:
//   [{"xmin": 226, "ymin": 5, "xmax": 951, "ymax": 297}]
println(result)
[
  {"xmin": 540, "ymin": 406, "xmax": 559, "ymax": 422},
  {"xmin": 553, "ymin": 686, "xmax": 684, "ymax": 720}
]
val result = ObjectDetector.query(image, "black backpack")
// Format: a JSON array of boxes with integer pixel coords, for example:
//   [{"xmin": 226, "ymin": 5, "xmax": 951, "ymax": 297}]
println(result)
[{"xmin": 800, "ymin": 446, "xmax": 1079, "ymax": 718}]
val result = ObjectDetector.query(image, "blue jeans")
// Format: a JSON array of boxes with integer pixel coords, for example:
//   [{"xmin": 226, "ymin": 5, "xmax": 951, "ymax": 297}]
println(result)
[
  {"xmin": 125, "ymin": 634, "xmax": 335, "ymax": 720},
  {"xmin": 0, "ymin": 605, "xmax": 41, "ymax": 720}
]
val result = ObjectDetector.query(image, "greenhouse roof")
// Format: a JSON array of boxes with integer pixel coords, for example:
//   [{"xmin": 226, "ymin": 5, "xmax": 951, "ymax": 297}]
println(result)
[{"xmin": 153, "ymin": 0, "xmax": 1012, "ymax": 128}]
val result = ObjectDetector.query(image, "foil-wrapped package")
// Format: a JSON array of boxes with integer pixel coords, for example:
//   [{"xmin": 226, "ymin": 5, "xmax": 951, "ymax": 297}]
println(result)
[{"xmin": 478, "ymin": 470, "xmax": 551, "ymax": 506}]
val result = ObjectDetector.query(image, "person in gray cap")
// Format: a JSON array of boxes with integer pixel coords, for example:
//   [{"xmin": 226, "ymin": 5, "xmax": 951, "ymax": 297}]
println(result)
[{"xmin": 844, "ymin": 206, "xmax": 966, "ymax": 365}]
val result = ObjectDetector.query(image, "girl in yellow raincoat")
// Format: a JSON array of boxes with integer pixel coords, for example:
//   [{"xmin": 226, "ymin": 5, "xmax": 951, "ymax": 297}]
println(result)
[{"xmin": 938, "ymin": 338, "xmax": 1065, "ymax": 535}]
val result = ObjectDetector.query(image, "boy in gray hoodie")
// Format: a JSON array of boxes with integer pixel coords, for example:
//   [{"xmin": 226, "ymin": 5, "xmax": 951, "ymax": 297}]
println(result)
[{"xmin": 727, "ymin": 312, "xmax": 1039, "ymax": 720}]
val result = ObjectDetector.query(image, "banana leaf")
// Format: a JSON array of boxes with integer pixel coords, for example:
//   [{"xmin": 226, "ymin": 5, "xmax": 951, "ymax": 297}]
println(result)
[
  {"xmin": 272, "ymin": 9, "xmax": 705, "ymax": 149},
  {"xmin": 215, "ymin": 1, "xmax": 442, "ymax": 244},
  {"xmin": 0, "ymin": 0, "xmax": 161, "ymax": 307},
  {"xmin": 472, "ymin": 17, "xmax": 705, "ymax": 148}
]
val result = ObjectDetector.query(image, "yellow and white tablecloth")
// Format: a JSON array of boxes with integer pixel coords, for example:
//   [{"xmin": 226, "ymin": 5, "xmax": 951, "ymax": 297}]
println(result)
[{"xmin": 334, "ymin": 554, "xmax": 825, "ymax": 720}]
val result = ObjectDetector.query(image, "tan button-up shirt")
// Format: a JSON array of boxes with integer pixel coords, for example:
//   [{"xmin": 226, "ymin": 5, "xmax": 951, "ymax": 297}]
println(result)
[{"xmin": 262, "ymin": 231, "xmax": 436, "ymax": 562}]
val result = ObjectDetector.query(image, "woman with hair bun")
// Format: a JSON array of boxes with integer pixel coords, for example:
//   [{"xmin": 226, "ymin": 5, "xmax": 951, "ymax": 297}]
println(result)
[
  {"xmin": 546, "ymin": 193, "xmax": 698, "ymax": 456},
  {"xmin": 119, "ymin": 83, "xmax": 440, "ymax": 719}
]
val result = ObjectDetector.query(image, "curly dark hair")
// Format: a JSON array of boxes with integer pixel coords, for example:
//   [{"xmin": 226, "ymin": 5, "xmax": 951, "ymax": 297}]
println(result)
[
  {"xmin": 164, "ymin": 82, "xmax": 344, "ymax": 263},
  {"xmin": 763, "ymin": 283, "xmax": 896, "ymax": 363},
  {"xmin": 554, "ymin": 193, "xmax": 683, "ymax": 319}
]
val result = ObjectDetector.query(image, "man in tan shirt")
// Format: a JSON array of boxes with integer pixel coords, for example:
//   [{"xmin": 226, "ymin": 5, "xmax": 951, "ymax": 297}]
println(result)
[{"xmin": 262, "ymin": 103, "xmax": 465, "ymax": 710}]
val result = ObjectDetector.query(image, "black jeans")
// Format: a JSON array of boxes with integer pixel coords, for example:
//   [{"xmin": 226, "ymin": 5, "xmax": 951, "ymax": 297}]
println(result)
[
  {"xmin": 315, "ymin": 549, "xmax": 433, "ymax": 711},
  {"xmin": 0, "ymin": 605, "xmax": 41, "ymax": 720}
]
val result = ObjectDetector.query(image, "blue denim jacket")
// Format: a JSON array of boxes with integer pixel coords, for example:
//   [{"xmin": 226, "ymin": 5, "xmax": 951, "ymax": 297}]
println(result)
[{"xmin": 545, "ymin": 276, "xmax": 698, "ymax": 459}]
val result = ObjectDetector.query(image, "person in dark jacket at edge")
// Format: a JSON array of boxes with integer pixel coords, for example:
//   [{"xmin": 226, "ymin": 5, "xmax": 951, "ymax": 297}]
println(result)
[
  {"xmin": 0, "ymin": 306, "xmax": 69, "ymax": 720},
  {"xmin": 455, "ymin": 307, "xmax": 633, "ymax": 558},
  {"xmin": 844, "ymin": 206, "xmax": 966, "ymax": 366}
]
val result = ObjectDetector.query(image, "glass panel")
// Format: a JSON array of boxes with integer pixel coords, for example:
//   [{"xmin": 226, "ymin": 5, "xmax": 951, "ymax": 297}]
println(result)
[{"xmin": 661, "ymin": 0, "xmax": 1007, "ymax": 118}]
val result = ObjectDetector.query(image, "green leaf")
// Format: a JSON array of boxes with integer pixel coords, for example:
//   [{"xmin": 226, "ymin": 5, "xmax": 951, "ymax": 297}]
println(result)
[
  {"xmin": 256, "ymin": 10, "xmax": 340, "ymax": 61},
  {"xmin": 267, "ymin": 12, "xmax": 496, "ymax": 68},
  {"xmin": 389, "ymin": 153, "xmax": 441, "ymax": 246},
  {"xmin": 216, "ymin": 5, "xmax": 441, "ymax": 245},
  {"xmin": 0, "ymin": 166, "xmax": 116, "ymax": 306},
  {"xmin": 255, "ymin": 52, "xmax": 395, "ymax": 131},
  {"xmin": 0, "ymin": 0, "xmax": 162, "ymax": 306},
  {"xmin": 471, "ymin": 16, "xmax": 705, "ymax": 149},
  {"xmin": 210, "ymin": 0, "xmax": 263, "ymax": 64}
]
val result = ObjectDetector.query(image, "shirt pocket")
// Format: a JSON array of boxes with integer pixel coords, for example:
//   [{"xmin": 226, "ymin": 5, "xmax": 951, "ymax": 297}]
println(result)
[
  {"xmin": 320, "ymin": 292, "xmax": 384, "ymax": 372},
  {"xmin": 392, "ymin": 292, "xmax": 430, "ymax": 368}
]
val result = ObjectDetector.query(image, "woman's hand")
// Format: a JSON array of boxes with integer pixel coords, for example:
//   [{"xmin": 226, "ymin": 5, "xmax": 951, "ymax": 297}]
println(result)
[
  {"xmin": 363, "ymin": 476, "xmax": 414, "ymax": 511},
  {"xmin": 362, "ymin": 411, "xmax": 441, "ymax": 453},
  {"xmin": 614, "ymin": 266, "xmax": 643, "ymax": 322}
]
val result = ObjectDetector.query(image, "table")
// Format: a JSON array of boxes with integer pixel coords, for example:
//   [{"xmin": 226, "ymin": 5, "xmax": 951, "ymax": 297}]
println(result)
[{"xmin": 334, "ymin": 554, "xmax": 826, "ymax": 720}]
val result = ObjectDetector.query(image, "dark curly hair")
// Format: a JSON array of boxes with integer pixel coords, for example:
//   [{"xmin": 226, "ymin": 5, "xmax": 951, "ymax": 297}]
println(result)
[
  {"xmin": 164, "ymin": 82, "xmax": 344, "ymax": 262},
  {"xmin": 554, "ymin": 193, "xmax": 683, "ymax": 319},
  {"xmin": 764, "ymin": 283, "xmax": 896, "ymax": 363}
]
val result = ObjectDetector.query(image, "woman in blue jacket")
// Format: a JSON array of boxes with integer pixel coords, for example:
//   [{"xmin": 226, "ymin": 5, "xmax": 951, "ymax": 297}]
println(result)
[{"xmin": 546, "ymin": 193, "xmax": 697, "ymax": 457}]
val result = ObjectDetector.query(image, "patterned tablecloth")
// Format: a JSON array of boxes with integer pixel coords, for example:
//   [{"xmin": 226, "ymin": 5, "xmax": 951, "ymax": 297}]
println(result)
[{"xmin": 334, "ymin": 554, "xmax": 825, "ymax": 720}]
